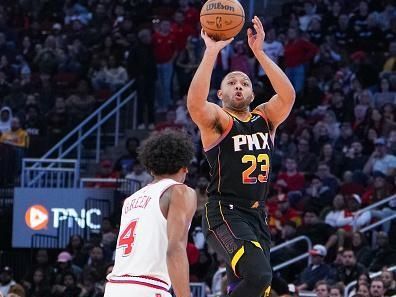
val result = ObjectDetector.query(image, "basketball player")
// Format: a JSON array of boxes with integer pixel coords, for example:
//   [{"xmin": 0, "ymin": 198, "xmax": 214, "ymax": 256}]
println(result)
[
  {"xmin": 187, "ymin": 17, "xmax": 295, "ymax": 297},
  {"xmin": 104, "ymin": 129, "xmax": 197, "ymax": 297}
]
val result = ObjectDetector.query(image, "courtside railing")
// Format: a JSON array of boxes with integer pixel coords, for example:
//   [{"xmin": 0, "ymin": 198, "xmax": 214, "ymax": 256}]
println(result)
[
  {"xmin": 270, "ymin": 235, "xmax": 312, "ymax": 271},
  {"xmin": 21, "ymin": 81, "xmax": 137, "ymax": 188},
  {"xmin": 21, "ymin": 159, "xmax": 79, "ymax": 188}
]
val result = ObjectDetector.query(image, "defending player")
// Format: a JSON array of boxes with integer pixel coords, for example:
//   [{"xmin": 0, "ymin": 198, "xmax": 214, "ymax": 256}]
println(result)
[
  {"xmin": 104, "ymin": 129, "xmax": 197, "ymax": 297},
  {"xmin": 187, "ymin": 17, "xmax": 295, "ymax": 297}
]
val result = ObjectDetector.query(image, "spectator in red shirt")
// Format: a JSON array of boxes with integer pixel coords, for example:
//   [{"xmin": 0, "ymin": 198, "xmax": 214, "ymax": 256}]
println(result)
[
  {"xmin": 284, "ymin": 27, "xmax": 318, "ymax": 93},
  {"xmin": 277, "ymin": 157, "xmax": 305, "ymax": 192},
  {"xmin": 171, "ymin": 10, "xmax": 195, "ymax": 51},
  {"xmin": 178, "ymin": 0, "xmax": 199, "ymax": 28},
  {"xmin": 90, "ymin": 160, "xmax": 120, "ymax": 188},
  {"xmin": 152, "ymin": 19, "xmax": 178, "ymax": 110},
  {"xmin": 276, "ymin": 193, "xmax": 302, "ymax": 226}
]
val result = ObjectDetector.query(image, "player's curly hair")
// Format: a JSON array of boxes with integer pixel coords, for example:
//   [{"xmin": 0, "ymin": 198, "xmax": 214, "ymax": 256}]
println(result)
[{"xmin": 138, "ymin": 129, "xmax": 195, "ymax": 176}]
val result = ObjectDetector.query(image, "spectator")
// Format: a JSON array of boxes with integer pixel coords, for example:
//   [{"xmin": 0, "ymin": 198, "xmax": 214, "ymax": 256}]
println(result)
[
  {"xmin": 23, "ymin": 249, "xmax": 55, "ymax": 289},
  {"xmin": 297, "ymin": 209, "xmax": 336, "ymax": 247},
  {"xmin": 0, "ymin": 117, "xmax": 28, "ymax": 148},
  {"xmin": 83, "ymin": 246, "xmax": 108, "ymax": 282},
  {"xmin": 230, "ymin": 41, "xmax": 252, "ymax": 79},
  {"xmin": 100, "ymin": 217, "xmax": 117, "ymax": 259},
  {"xmin": 299, "ymin": 76, "xmax": 324, "ymax": 110},
  {"xmin": 336, "ymin": 249, "xmax": 367, "ymax": 285},
  {"xmin": 128, "ymin": 28, "xmax": 157, "ymax": 128},
  {"xmin": 296, "ymin": 138, "xmax": 318, "ymax": 174},
  {"xmin": 369, "ymin": 232, "xmax": 396, "ymax": 272},
  {"xmin": 276, "ymin": 157, "xmax": 305, "ymax": 192},
  {"xmin": 175, "ymin": 35, "xmax": 200, "ymax": 97},
  {"xmin": 297, "ymin": 245, "xmax": 333, "ymax": 291},
  {"xmin": 356, "ymin": 283, "xmax": 370, "ymax": 297},
  {"xmin": 342, "ymin": 141, "xmax": 368, "ymax": 173},
  {"xmin": 304, "ymin": 174, "xmax": 333, "ymax": 211},
  {"xmin": 65, "ymin": 80, "xmax": 95, "ymax": 126},
  {"xmin": 171, "ymin": 10, "xmax": 195, "ymax": 52},
  {"xmin": 0, "ymin": 267, "xmax": 16, "ymax": 297},
  {"xmin": 54, "ymin": 251, "xmax": 82, "ymax": 283},
  {"xmin": 7, "ymin": 283, "xmax": 25, "ymax": 297},
  {"xmin": 316, "ymin": 161, "xmax": 340, "ymax": 190},
  {"xmin": 369, "ymin": 278, "xmax": 385, "ymax": 297},
  {"xmin": 381, "ymin": 270, "xmax": 396, "ymax": 296},
  {"xmin": 330, "ymin": 284, "xmax": 344, "ymax": 297},
  {"xmin": 113, "ymin": 137, "xmax": 139, "ymax": 177},
  {"xmin": 25, "ymin": 268, "xmax": 51, "ymax": 297},
  {"xmin": 362, "ymin": 171, "xmax": 393, "ymax": 205},
  {"xmin": 25, "ymin": 105, "xmax": 46, "ymax": 157},
  {"xmin": 325, "ymin": 194, "xmax": 346, "ymax": 227},
  {"xmin": 315, "ymin": 280, "xmax": 331, "ymax": 297},
  {"xmin": 103, "ymin": 56, "xmax": 128, "ymax": 92},
  {"xmin": 66, "ymin": 235, "xmax": 88, "ymax": 269},
  {"xmin": 155, "ymin": 109, "xmax": 183, "ymax": 131},
  {"xmin": 52, "ymin": 271, "xmax": 81, "ymax": 297},
  {"xmin": 330, "ymin": 89, "xmax": 353, "ymax": 123},
  {"xmin": 80, "ymin": 272, "xmax": 103, "ymax": 297},
  {"xmin": 125, "ymin": 160, "xmax": 153, "ymax": 187},
  {"xmin": 46, "ymin": 96, "xmax": 69, "ymax": 146},
  {"xmin": 152, "ymin": 19, "xmax": 177, "ymax": 110},
  {"xmin": 374, "ymin": 77, "xmax": 396, "ymax": 108},
  {"xmin": 284, "ymin": 27, "xmax": 318, "ymax": 93},
  {"xmin": 352, "ymin": 232, "xmax": 373, "ymax": 268},
  {"xmin": 363, "ymin": 137, "xmax": 396, "ymax": 176},
  {"xmin": 0, "ymin": 106, "xmax": 11, "ymax": 133},
  {"xmin": 335, "ymin": 194, "xmax": 371, "ymax": 233},
  {"xmin": 335, "ymin": 122, "xmax": 356, "ymax": 153}
]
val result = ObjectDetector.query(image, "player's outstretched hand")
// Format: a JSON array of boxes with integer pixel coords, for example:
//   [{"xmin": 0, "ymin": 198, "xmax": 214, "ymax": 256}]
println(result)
[
  {"xmin": 201, "ymin": 29, "xmax": 234, "ymax": 53},
  {"xmin": 248, "ymin": 16, "xmax": 265, "ymax": 54}
]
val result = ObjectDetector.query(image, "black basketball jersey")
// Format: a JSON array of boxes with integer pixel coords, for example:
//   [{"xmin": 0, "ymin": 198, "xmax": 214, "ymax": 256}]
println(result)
[{"xmin": 204, "ymin": 110, "xmax": 273, "ymax": 202}]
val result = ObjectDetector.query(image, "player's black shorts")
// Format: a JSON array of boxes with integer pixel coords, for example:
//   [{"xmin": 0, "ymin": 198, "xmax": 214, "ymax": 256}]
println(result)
[{"xmin": 202, "ymin": 197, "xmax": 271, "ymax": 278}]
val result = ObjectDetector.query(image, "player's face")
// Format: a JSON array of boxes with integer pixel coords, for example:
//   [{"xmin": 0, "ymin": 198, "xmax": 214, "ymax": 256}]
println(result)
[{"xmin": 218, "ymin": 72, "xmax": 254, "ymax": 111}]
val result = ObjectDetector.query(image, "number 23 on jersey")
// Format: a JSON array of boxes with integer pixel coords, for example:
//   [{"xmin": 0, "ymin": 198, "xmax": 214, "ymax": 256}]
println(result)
[{"xmin": 242, "ymin": 153, "xmax": 269, "ymax": 184}]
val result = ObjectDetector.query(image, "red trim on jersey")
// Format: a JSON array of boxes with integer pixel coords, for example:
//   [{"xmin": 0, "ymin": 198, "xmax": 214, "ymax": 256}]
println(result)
[
  {"xmin": 204, "ymin": 116, "xmax": 233, "ymax": 152},
  {"xmin": 108, "ymin": 279, "xmax": 168, "ymax": 292},
  {"xmin": 120, "ymin": 275, "xmax": 169, "ymax": 286}
]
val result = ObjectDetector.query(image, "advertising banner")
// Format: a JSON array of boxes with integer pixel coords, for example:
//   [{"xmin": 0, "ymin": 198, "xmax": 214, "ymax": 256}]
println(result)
[{"xmin": 12, "ymin": 188, "xmax": 114, "ymax": 248}]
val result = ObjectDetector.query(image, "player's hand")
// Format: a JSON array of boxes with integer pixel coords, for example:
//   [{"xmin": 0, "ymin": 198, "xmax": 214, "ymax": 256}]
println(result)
[
  {"xmin": 201, "ymin": 29, "xmax": 233, "ymax": 53},
  {"xmin": 248, "ymin": 16, "xmax": 265, "ymax": 54}
]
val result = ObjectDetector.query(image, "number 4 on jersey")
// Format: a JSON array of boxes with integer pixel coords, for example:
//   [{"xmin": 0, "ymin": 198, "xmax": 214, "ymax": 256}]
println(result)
[{"xmin": 117, "ymin": 220, "xmax": 138, "ymax": 256}]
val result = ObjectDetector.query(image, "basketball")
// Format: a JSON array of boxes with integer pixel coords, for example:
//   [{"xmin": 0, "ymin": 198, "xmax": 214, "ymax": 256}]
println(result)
[{"xmin": 200, "ymin": 0, "xmax": 245, "ymax": 41}]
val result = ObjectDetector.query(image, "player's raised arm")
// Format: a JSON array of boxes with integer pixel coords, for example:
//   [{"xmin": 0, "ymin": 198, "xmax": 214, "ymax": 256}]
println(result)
[
  {"xmin": 166, "ymin": 185, "xmax": 197, "ymax": 297},
  {"xmin": 187, "ymin": 30, "xmax": 233, "ymax": 129},
  {"xmin": 248, "ymin": 16, "xmax": 296, "ymax": 130}
]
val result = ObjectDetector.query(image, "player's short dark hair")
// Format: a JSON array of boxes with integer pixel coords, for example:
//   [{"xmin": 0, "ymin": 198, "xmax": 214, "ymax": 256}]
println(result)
[{"xmin": 138, "ymin": 129, "xmax": 194, "ymax": 176}]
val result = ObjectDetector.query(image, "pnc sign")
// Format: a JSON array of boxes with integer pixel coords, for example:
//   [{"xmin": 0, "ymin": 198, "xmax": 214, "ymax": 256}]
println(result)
[
  {"xmin": 13, "ymin": 188, "xmax": 112, "ymax": 248},
  {"xmin": 25, "ymin": 204, "xmax": 102, "ymax": 230}
]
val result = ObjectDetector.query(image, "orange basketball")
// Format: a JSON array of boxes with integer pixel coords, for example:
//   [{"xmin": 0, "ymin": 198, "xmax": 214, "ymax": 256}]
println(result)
[{"xmin": 200, "ymin": 0, "xmax": 245, "ymax": 41}]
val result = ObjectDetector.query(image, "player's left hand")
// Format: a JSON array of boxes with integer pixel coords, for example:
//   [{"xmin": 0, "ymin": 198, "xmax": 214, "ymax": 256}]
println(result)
[{"xmin": 247, "ymin": 16, "xmax": 265, "ymax": 54}]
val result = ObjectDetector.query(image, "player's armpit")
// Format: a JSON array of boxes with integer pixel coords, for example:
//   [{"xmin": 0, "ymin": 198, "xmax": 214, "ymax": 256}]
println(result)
[
  {"xmin": 187, "ymin": 100, "xmax": 222, "ymax": 130},
  {"xmin": 166, "ymin": 185, "xmax": 197, "ymax": 297},
  {"xmin": 256, "ymin": 94, "xmax": 294, "ymax": 130}
]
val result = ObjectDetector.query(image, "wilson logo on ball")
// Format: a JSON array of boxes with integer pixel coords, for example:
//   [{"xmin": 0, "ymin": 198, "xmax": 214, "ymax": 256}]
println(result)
[{"xmin": 206, "ymin": 3, "xmax": 235, "ymax": 12}]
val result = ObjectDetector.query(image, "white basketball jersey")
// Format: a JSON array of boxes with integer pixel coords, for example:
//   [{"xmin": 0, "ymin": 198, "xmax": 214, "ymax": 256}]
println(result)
[{"xmin": 107, "ymin": 178, "xmax": 181, "ymax": 290}]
